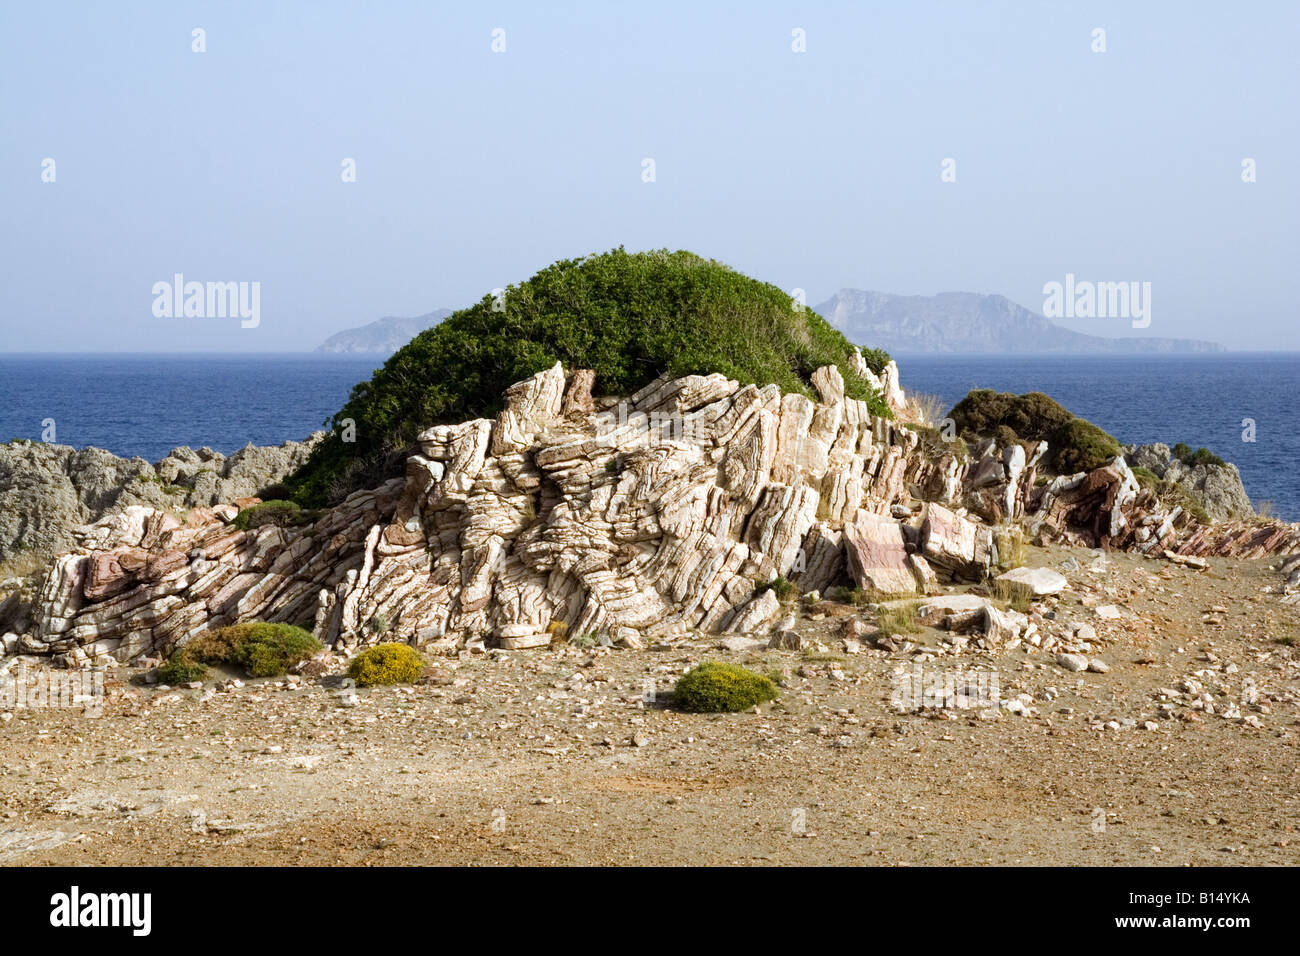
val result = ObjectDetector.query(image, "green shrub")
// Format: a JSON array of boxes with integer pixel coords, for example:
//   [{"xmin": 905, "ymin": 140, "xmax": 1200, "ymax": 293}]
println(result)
[
  {"xmin": 285, "ymin": 248, "xmax": 892, "ymax": 505},
  {"xmin": 673, "ymin": 662, "xmax": 779, "ymax": 712},
  {"xmin": 857, "ymin": 347, "xmax": 891, "ymax": 376},
  {"xmin": 1171, "ymin": 443, "xmax": 1225, "ymax": 468},
  {"xmin": 157, "ymin": 654, "xmax": 208, "ymax": 684},
  {"xmin": 162, "ymin": 622, "xmax": 322, "ymax": 681},
  {"xmin": 947, "ymin": 389, "xmax": 1122, "ymax": 475},
  {"xmin": 232, "ymin": 500, "xmax": 305, "ymax": 531},
  {"xmin": 1130, "ymin": 466, "xmax": 1159, "ymax": 487},
  {"xmin": 826, "ymin": 585, "xmax": 870, "ymax": 606},
  {"xmin": 234, "ymin": 624, "xmax": 322, "ymax": 677},
  {"xmin": 1151, "ymin": 479, "xmax": 1211, "ymax": 525},
  {"xmin": 948, "ymin": 390, "xmax": 1074, "ymax": 444},
  {"xmin": 255, "ymin": 481, "xmax": 294, "ymax": 501},
  {"xmin": 1049, "ymin": 418, "xmax": 1122, "ymax": 474},
  {"xmin": 755, "ymin": 576, "xmax": 799, "ymax": 602},
  {"xmin": 347, "ymin": 642, "xmax": 424, "ymax": 687}
]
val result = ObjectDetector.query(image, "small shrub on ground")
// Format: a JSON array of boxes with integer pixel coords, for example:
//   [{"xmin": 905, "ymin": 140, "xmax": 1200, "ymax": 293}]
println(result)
[
  {"xmin": 992, "ymin": 579, "xmax": 1032, "ymax": 613},
  {"xmin": 673, "ymin": 662, "xmax": 779, "ymax": 713},
  {"xmin": 161, "ymin": 622, "xmax": 322, "ymax": 681},
  {"xmin": 157, "ymin": 654, "xmax": 208, "ymax": 684},
  {"xmin": 825, "ymin": 586, "xmax": 875, "ymax": 606},
  {"xmin": 232, "ymin": 500, "xmax": 305, "ymax": 532},
  {"xmin": 994, "ymin": 526, "xmax": 1027, "ymax": 570},
  {"xmin": 877, "ymin": 603, "xmax": 921, "ymax": 637},
  {"xmin": 347, "ymin": 642, "xmax": 424, "ymax": 687},
  {"xmin": 236, "ymin": 625, "xmax": 321, "ymax": 677}
]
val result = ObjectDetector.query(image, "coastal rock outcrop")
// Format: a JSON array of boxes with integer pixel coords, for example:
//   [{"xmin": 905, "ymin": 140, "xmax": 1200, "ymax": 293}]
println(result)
[
  {"xmin": 13, "ymin": 363, "xmax": 974, "ymax": 665},
  {"xmin": 10, "ymin": 364, "xmax": 1287, "ymax": 667},
  {"xmin": 0, "ymin": 435, "xmax": 324, "ymax": 566},
  {"xmin": 1124, "ymin": 442, "xmax": 1253, "ymax": 522}
]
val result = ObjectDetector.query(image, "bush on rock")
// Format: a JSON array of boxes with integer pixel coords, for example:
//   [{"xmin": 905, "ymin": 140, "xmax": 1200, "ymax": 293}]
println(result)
[{"xmin": 286, "ymin": 248, "xmax": 892, "ymax": 505}]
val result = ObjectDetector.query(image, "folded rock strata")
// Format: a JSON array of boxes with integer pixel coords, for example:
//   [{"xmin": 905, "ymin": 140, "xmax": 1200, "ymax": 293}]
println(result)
[{"xmin": 13, "ymin": 362, "xmax": 1294, "ymax": 667}]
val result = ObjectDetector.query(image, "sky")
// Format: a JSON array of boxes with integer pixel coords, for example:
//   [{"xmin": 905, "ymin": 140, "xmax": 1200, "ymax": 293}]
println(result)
[{"xmin": 1, "ymin": 0, "xmax": 1296, "ymax": 352}]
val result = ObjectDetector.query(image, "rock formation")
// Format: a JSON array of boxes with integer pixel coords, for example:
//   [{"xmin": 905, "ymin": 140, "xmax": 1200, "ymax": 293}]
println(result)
[
  {"xmin": 0, "ymin": 435, "xmax": 324, "ymax": 565},
  {"xmin": 1124, "ymin": 442, "xmax": 1254, "ymax": 522},
  {"xmin": 6, "ymin": 363, "xmax": 1293, "ymax": 668}
]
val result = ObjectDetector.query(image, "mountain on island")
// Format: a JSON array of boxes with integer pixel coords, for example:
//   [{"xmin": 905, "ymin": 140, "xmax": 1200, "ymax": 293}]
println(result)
[
  {"xmin": 315, "ymin": 310, "xmax": 453, "ymax": 354},
  {"xmin": 813, "ymin": 290, "xmax": 1225, "ymax": 354}
]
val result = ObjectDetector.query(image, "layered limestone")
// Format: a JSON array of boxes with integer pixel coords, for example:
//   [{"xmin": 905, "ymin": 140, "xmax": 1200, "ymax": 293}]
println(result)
[{"xmin": 12, "ymin": 362, "xmax": 1288, "ymax": 667}]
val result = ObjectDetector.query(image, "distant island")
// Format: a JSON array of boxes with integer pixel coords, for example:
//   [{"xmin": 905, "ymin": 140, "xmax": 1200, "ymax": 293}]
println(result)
[
  {"xmin": 316, "ymin": 291, "xmax": 1224, "ymax": 356},
  {"xmin": 314, "ymin": 309, "xmax": 452, "ymax": 354},
  {"xmin": 815, "ymin": 290, "xmax": 1225, "ymax": 354}
]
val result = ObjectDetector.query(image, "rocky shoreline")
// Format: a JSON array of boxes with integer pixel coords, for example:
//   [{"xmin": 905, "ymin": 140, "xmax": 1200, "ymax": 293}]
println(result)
[
  {"xmin": 2, "ymin": 356, "xmax": 1295, "ymax": 669},
  {"xmin": 0, "ymin": 434, "xmax": 323, "ymax": 568}
]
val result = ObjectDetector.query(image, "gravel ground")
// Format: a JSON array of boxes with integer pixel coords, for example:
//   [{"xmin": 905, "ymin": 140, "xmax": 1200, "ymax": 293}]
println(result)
[{"xmin": 2, "ymin": 544, "xmax": 1297, "ymax": 866}]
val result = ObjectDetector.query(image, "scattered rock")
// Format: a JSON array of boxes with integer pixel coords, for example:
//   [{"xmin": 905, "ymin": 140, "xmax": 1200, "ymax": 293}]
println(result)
[{"xmin": 1056, "ymin": 653, "xmax": 1090, "ymax": 672}]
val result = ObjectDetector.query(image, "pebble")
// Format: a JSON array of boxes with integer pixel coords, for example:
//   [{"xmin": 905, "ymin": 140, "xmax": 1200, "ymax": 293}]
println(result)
[{"xmin": 1056, "ymin": 653, "xmax": 1089, "ymax": 673}]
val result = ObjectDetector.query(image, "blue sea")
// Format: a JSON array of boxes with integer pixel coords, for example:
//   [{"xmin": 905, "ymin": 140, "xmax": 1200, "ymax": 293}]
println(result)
[
  {"xmin": 0, "ymin": 354, "xmax": 379, "ymax": 458},
  {"xmin": 897, "ymin": 353, "xmax": 1299, "ymax": 521},
  {"xmin": 0, "ymin": 353, "xmax": 1296, "ymax": 520}
]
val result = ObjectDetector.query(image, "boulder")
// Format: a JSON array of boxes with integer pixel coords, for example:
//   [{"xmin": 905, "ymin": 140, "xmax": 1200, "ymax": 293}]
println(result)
[
  {"xmin": 843, "ymin": 512, "xmax": 917, "ymax": 595},
  {"xmin": 995, "ymin": 566, "xmax": 1068, "ymax": 598},
  {"xmin": 919, "ymin": 504, "xmax": 992, "ymax": 580}
]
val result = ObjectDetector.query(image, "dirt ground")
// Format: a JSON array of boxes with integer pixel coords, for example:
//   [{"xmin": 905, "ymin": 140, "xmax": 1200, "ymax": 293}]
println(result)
[{"xmin": 2, "ymin": 543, "xmax": 1297, "ymax": 866}]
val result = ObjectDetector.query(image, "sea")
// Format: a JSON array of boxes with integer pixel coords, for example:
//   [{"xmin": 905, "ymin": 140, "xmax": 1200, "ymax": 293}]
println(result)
[{"xmin": 1, "ymin": 352, "xmax": 1296, "ymax": 521}]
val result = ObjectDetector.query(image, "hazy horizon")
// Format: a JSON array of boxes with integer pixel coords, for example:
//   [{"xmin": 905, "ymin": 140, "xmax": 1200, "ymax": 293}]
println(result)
[{"xmin": 3, "ymin": 1, "xmax": 1297, "ymax": 352}]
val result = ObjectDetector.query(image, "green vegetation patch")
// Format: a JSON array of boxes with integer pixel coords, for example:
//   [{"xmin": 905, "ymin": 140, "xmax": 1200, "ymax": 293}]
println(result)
[
  {"xmin": 754, "ymin": 575, "xmax": 799, "ymax": 602},
  {"xmin": 673, "ymin": 661, "xmax": 780, "ymax": 713},
  {"xmin": 1050, "ymin": 418, "xmax": 1123, "ymax": 475},
  {"xmin": 287, "ymin": 248, "xmax": 891, "ymax": 504},
  {"xmin": 947, "ymin": 389, "xmax": 1121, "ymax": 475},
  {"xmin": 232, "ymin": 499, "xmax": 307, "ymax": 531},
  {"xmin": 159, "ymin": 622, "xmax": 322, "ymax": 682},
  {"xmin": 347, "ymin": 642, "xmax": 424, "ymax": 687},
  {"xmin": 1171, "ymin": 442, "xmax": 1226, "ymax": 468}
]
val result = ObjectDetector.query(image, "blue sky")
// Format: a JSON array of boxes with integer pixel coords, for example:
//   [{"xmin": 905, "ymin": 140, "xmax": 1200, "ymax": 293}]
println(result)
[{"xmin": 2, "ymin": 0, "xmax": 1296, "ymax": 351}]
